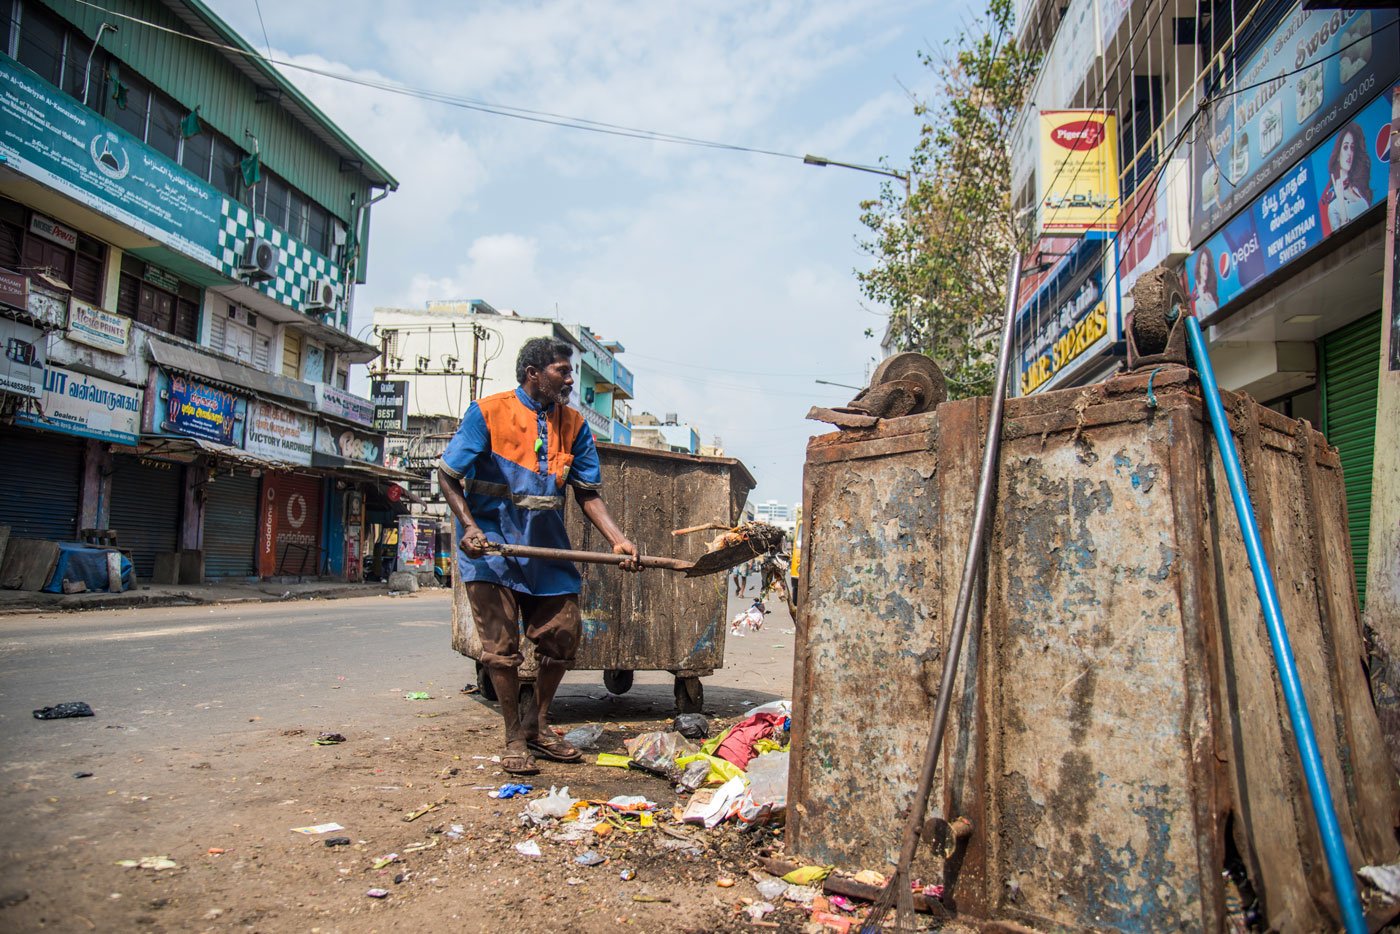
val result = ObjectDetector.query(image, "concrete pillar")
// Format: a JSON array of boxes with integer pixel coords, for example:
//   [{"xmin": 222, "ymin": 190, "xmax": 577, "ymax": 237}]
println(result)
[
  {"xmin": 1366, "ymin": 92, "xmax": 1400, "ymax": 771},
  {"xmin": 180, "ymin": 459, "xmax": 204, "ymax": 551},
  {"xmin": 78, "ymin": 439, "xmax": 112, "ymax": 532}
]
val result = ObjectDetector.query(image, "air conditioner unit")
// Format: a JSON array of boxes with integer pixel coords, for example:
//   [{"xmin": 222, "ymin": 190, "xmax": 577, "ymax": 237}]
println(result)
[
  {"xmin": 306, "ymin": 278, "xmax": 336, "ymax": 311},
  {"xmin": 239, "ymin": 237, "xmax": 277, "ymax": 280}
]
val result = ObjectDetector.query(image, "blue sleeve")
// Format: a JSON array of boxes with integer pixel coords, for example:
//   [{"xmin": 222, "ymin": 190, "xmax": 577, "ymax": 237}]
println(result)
[
  {"xmin": 569, "ymin": 420, "xmax": 602, "ymax": 491},
  {"xmin": 437, "ymin": 404, "xmax": 488, "ymax": 481}
]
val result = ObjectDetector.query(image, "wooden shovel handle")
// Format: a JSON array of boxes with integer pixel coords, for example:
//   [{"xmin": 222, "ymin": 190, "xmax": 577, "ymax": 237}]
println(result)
[{"xmin": 484, "ymin": 542, "xmax": 692, "ymax": 572}]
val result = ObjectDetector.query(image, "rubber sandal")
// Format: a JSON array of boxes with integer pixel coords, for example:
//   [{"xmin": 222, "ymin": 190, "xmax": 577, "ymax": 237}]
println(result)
[
  {"xmin": 526, "ymin": 735, "xmax": 582, "ymax": 763},
  {"xmin": 502, "ymin": 752, "xmax": 539, "ymax": 775}
]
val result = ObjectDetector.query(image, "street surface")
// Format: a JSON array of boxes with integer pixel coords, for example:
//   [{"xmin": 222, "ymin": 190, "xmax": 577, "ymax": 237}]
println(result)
[{"xmin": 0, "ymin": 585, "xmax": 797, "ymax": 932}]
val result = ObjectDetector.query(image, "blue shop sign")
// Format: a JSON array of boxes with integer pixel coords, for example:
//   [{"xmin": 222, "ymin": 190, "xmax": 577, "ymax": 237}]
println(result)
[
  {"xmin": 1190, "ymin": 4, "xmax": 1399, "ymax": 243},
  {"xmin": 154, "ymin": 370, "xmax": 245, "ymax": 445},
  {"xmin": 15, "ymin": 366, "xmax": 142, "ymax": 444},
  {"xmin": 1013, "ymin": 233, "xmax": 1120, "ymax": 396},
  {"xmin": 1186, "ymin": 84, "xmax": 1395, "ymax": 318}
]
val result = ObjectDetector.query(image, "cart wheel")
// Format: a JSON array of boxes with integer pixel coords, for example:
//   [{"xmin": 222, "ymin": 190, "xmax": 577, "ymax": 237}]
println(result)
[
  {"xmin": 603, "ymin": 669, "xmax": 634, "ymax": 695},
  {"xmin": 475, "ymin": 662, "xmax": 498, "ymax": 702},
  {"xmin": 674, "ymin": 676, "xmax": 704, "ymax": 714}
]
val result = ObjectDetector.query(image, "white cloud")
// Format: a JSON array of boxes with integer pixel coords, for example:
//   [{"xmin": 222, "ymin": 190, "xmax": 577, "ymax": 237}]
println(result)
[{"xmin": 204, "ymin": 0, "xmax": 956, "ymax": 502}]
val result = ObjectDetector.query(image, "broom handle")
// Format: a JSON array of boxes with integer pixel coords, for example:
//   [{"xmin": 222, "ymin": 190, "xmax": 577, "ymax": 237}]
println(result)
[
  {"xmin": 893, "ymin": 253, "xmax": 1020, "ymax": 893},
  {"xmin": 482, "ymin": 541, "xmax": 692, "ymax": 572}
]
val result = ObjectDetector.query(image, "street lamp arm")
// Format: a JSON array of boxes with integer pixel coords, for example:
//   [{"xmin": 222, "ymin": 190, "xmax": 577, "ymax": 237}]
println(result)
[{"xmin": 803, "ymin": 154, "xmax": 909, "ymax": 185}]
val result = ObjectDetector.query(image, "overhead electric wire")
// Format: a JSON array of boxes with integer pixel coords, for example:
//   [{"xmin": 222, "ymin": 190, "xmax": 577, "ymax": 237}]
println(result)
[{"xmin": 66, "ymin": 0, "xmax": 812, "ymax": 162}]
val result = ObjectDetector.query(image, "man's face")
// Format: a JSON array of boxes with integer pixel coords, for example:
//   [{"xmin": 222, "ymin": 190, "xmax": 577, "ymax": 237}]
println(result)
[{"xmin": 530, "ymin": 357, "xmax": 574, "ymax": 406}]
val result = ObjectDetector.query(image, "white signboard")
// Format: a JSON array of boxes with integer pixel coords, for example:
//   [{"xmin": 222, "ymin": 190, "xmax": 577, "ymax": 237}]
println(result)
[
  {"xmin": 29, "ymin": 213, "xmax": 78, "ymax": 249},
  {"xmin": 245, "ymin": 400, "xmax": 314, "ymax": 465},
  {"xmin": 15, "ymin": 365, "xmax": 142, "ymax": 444},
  {"xmin": 0, "ymin": 316, "xmax": 46, "ymax": 398},
  {"xmin": 67, "ymin": 298, "xmax": 131, "ymax": 353},
  {"xmin": 1049, "ymin": 0, "xmax": 1101, "ymax": 106},
  {"xmin": 312, "ymin": 383, "xmax": 373, "ymax": 427}
]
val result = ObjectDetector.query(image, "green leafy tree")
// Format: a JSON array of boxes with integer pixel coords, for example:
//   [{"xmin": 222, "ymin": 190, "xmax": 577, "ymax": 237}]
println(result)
[{"xmin": 858, "ymin": 0, "xmax": 1038, "ymax": 397}]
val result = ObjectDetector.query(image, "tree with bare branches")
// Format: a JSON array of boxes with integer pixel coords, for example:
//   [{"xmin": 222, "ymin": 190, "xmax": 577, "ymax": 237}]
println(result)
[{"xmin": 858, "ymin": 0, "xmax": 1037, "ymax": 397}]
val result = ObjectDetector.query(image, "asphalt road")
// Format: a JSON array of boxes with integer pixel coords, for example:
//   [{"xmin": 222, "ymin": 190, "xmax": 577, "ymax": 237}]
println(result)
[
  {"xmin": 0, "ymin": 585, "xmax": 799, "ymax": 931},
  {"xmin": 0, "ymin": 585, "xmax": 796, "ymax": 783}
]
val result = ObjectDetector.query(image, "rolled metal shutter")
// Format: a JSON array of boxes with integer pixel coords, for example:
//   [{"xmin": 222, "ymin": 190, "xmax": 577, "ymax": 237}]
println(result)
[
  {"xmin": 272, "ymin": 473, "xmax": 323, "ymax": 575},
  {"xmin": 109, "ymin": 455, "xmax": 182, "ymax": 579},
  {"xmin": 0, "ymin": 429, "xmax": 83, "ymax": 541},
  {"xmin": 1321, "ymin": 310, "xmax": 1381, "ymax": 611},
  {"xmin": 204, "ymin": 472, "xmax": 260, "ymax": 577}
]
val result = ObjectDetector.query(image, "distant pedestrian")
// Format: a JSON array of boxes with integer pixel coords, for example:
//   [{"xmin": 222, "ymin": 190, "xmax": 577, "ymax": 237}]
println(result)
[{"xmin": 733, "ymin": 566, "xmax": 745, "ymax": 596}]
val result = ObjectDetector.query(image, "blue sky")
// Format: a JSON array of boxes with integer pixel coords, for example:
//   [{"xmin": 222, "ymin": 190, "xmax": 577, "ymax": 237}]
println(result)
[{"xmin": 205, "ymin": 0, "xmax": 967, "ymax": 506}]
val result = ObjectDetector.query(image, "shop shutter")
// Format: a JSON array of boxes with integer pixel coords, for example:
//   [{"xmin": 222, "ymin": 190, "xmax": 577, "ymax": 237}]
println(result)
[
  {"xmin": 109, "ymin": 455, "xmax": 182, "ymax": 579},
  {"xmin": 271, "ymin": 473, "xmax": 323, "ymax": 575},
  {"xmin": 204, "ymin": 472, "xmax": 260, "ymax": 577},
  {"xmin": 0, "ymin": 430, "xmax": 83, "ymax": 541},
  {"xmin": 1321, "ymin": 310, "xmax": 1382, "ymax": 611}
]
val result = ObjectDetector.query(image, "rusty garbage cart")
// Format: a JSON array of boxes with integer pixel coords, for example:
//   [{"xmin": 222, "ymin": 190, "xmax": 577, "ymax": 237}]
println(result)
[
  {"xmin": 452, "ymin": 442, "xmax": 756, "ymax": 712},
  {"xmin": 790, "ymin": 366, "xmax": 1400, "ymax": 932}
]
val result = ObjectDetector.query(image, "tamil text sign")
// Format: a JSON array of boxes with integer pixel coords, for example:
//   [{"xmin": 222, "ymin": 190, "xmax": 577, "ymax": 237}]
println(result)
[
  {"xmin": 1186, "ymin": 84, "xmax": 1395, "ymax": 317},
  {"xmin": 0, "ymin": 56, "xmax": 223, "ymax": 269},
  {"xmin": 245, "ymin": 401, "xmax": 314, "ymax": 465},
  {"xmin": 1038, "ymin": 111, "xmax": 1120, "ymax": 234},
  {"xmin": 163, "ymin": 373, "xmax": 241, "ymax": 444},
  {"xmin": 16, "ymin": 366, "xmax": 142, "ymax": 443},
  {"xmin": 312, "ymin": 383, "xmax": 374, "ymax": 427},
  {"xmin": 67, "ymin": 298, "xmax": 130, "ymax": 353},
  {"xmin": 371, "ymin": 379, "xmax": 408, "ymax": 431},
  {"xmin": 1191, "ymin": 4, "xmax": 1399, "ymax": 243}
]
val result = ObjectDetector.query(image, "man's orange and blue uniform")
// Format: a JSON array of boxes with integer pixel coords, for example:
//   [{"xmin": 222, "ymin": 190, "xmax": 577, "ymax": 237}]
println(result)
[{"xmin": 437, "ymin": 387, "xmax": 602, "ymax": 596}]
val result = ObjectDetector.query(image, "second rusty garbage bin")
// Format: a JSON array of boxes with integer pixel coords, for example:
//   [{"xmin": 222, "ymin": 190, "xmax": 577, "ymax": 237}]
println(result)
[
  {"xmin": 789, "ymin": 366, "xmax": 1400, "ymax": 933},
  {"xmin": 453, "ymin": 442, "xmax": 756, "ymax": 712}
]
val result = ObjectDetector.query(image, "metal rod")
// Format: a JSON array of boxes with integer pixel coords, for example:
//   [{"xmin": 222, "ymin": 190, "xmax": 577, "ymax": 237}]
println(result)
[
  {"xmin": 483, "ymin": 542, "xmax": 691, "ymax": 572},
  {"xmin": 1183, "ymin": 315, "xmax": 1365, "ymax": 934},
  {"xmin": 889, "ymin": 252, "xmax": 1022, "ymax": 917}
]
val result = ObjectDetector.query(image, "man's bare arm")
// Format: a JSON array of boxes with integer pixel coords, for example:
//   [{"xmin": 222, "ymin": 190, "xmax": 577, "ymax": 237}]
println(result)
[{"xmin": 439, "ymin": 471, "xmax": 488, "ymax": 557}]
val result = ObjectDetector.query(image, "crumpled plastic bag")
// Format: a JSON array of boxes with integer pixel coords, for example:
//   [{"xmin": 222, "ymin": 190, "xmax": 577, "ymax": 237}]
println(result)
[
  {"xmin": 672, "ymin": 713, "xmax": 709, "ymax": 739},
  {"xmin": 678, "ymin": 758, "xmax": 713, "ymax": 791},
  {"xmin": 563, "ymin": 724, "xmax": 604, "ymax": 749},
  {"xmin": 781, "ymin": 864, "xmax": 833, "ymax": 885},
  {"xmin": 623, "ymin": 730, "xmax": 697, "ymax": 780},
  {"xmin": 674, "ymin": 752, "xmax": 745, "ymax": 786},
  {"xmin": 522, "ymin": 786, "xmax": 578, "ymax": 825},
  {"xmin": 738, "ymin": 751, "xmax": 789, "ymax": 825}
]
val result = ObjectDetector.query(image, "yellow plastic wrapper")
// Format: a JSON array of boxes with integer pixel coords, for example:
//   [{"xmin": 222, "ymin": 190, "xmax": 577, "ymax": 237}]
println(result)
[
  {"xmin": 674, "ymin": 752, "xmax": 745, "ymax": 785},
  {"xmin": 751, "ymin": 738, "xmax": 787, "ymax": 757},
  {"xmin": 595, "ymin": 753, "xmax": 632, "ymax": 768},
  {"xmin": 782, "ymin": 865, "xmax": 834, "ymax": 886}
]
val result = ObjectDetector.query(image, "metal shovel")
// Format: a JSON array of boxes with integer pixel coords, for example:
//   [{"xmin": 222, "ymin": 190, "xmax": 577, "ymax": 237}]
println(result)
[{"xmin": 480, "ymin": 523, "xmax": 784, "ymax": 578}]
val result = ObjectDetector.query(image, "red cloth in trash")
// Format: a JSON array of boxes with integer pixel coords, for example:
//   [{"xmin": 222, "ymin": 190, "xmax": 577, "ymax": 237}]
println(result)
[{"xmin": 714, "ymin": 712, "xmax": 785, "ymax": 769}]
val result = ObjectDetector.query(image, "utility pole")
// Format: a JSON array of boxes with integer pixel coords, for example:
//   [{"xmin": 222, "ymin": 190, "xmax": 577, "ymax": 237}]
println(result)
[{"xmin": 470, "ymin": 324, "xmax": 485, "ymax": 402}]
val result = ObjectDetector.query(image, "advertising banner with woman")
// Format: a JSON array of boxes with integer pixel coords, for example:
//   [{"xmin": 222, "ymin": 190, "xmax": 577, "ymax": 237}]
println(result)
[
  {"xmin": 1186, "ymin": 84, "xmax": 1395, "ymax": 318},
  {"xmin": 1190, "ymin": 5, "xmax": 1398, "ymax": 244}
]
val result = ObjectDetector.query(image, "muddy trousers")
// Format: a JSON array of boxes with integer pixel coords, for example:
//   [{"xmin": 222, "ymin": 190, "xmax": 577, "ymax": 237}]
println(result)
[{"xmin": 465, "ymin": 583, "xmax": 581, "ymax": 746}]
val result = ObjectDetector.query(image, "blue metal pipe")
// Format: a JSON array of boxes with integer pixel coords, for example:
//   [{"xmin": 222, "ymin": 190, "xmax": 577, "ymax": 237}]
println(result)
[{"xmin": 1184, "ymin": 315, "xmax": 1365, "ymax": 934}]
